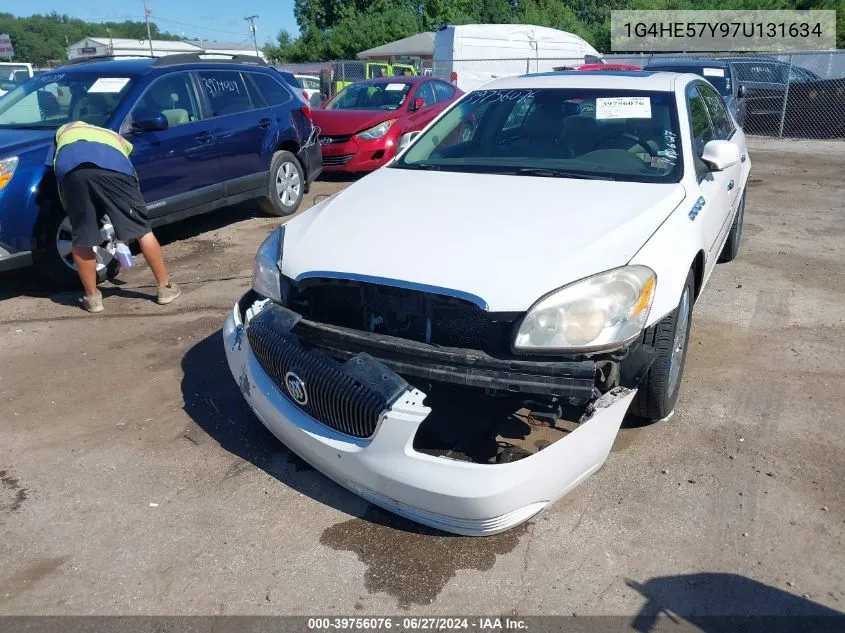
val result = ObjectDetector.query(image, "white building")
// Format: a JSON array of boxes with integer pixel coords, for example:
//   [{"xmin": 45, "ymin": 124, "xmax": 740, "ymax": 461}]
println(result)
[{"xmin": 66, "ymin": 38, "xmax": 267, "ymax": 62}]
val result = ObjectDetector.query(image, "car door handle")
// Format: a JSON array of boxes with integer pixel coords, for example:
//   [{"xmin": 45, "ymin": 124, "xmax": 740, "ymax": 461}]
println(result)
[
  {"xmin": 741, "ymin": 154, "xmax": 746, "ymax": 163},
  {"xmin": 194, "ymin": 131, "xmax": 214, "ymax": 143},
  {"xmin": 727, "ymin": 179, "xmax": 735, "ymax": 191},
  {"xmin": 259, "ymin": 118, "xmax": 272, "ymax": 129}
]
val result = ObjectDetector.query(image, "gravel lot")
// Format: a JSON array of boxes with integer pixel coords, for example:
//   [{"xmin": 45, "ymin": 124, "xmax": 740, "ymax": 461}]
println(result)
[{"xmin": 0, "ymin": 138, "xmax": 843, "ymax": 621}]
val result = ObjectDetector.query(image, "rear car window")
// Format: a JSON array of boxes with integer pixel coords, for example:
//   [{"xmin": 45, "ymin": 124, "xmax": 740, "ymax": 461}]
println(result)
[
  {"xmin": 250, "ymin": 72, "xmax": 292, "ymax": 106},
  {"xmin": 197, "ymin": 70, "xmax": 254, "ymax": 117}
]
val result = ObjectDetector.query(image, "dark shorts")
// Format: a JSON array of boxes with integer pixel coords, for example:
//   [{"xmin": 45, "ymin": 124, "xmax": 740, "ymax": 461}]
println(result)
[{"xmin": 59, "ymin": 165, "xmax": 151, "ymax": 248}]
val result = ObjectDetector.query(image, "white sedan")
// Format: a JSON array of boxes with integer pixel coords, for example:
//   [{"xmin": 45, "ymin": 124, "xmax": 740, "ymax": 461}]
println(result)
[{"xmin": 225, "ymin": 70, "xmax": 751, "ymax": 535}]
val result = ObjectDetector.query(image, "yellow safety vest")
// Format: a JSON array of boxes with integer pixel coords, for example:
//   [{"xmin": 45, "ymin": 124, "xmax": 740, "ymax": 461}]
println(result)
[{"xmin": 53, "ymin": 121, "xmax": 134, "ymax": 170}]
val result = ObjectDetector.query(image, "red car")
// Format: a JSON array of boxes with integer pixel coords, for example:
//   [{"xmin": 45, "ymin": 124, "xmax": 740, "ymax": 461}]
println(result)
[{"xmin": 312, "ymin": 76, "xmax": 463, "ymax": 172}]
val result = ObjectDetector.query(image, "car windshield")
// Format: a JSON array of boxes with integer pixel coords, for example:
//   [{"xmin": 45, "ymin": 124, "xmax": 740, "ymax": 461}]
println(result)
[
  {"xmin": 394, "ymin": 88, "xmax": 684, "ymax": 184},
  {"xmin": 326, "ymin": 82, "xmax": 412, "ymax": 111},
  {"xmin": 652, "ymin": 66, "xmax": 731, "ymax": 96},
  {"xmin": 0, "ymin": 71, "xmax": 135, "ymax": 129}
]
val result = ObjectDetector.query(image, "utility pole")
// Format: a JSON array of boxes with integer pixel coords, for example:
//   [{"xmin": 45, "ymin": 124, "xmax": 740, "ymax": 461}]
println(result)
[
  {"xmin": 244, "ymin": 15, "xmax": 260, "ymax": 59},
  {"xmin": 143, "ymin": 0, "xmax": 155, "ymax": 56}
]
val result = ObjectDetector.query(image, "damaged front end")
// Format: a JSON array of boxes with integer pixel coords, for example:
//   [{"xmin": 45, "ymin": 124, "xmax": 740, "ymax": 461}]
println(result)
[{"xmin": 224, "ymin": 278, "xmax": 654, "ymax": 535}]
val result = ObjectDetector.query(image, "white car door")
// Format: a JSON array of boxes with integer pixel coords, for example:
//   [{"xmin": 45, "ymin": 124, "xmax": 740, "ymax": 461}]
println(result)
[
  {"xmin": 699, "ymin": 83, "xmax": 745, "ymax": 211},
  {"xmin": 687, "ymin": 85, "xmax": 733, "ymax": 276}
]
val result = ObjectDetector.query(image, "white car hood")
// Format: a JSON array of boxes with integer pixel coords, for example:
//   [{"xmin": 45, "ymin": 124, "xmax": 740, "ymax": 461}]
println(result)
[{"xmin": 282, "ymin": 168, "xmax": 686, "ymax": 312}]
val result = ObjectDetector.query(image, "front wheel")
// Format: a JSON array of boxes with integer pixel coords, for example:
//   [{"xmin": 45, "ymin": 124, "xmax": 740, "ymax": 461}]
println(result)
[
  {"xmin": 32, "ymin": 202, "xmax": 121, "ymax": 289},
  {"xmin": 630, "ymin": 269, "xmax": 695, "ymax": 422},
  {"xmin": 260, "ymin": 151, "xmax": 305, "ymax": 217}
]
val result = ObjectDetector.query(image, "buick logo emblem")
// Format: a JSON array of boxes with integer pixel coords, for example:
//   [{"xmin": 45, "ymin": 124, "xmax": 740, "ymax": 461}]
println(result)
[{"xmin": 284, "ymin": 372, "xmax": 308, "ymax": 406}]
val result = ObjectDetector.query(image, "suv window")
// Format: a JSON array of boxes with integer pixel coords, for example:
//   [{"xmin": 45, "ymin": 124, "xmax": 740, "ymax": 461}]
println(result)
[
  {"xmin": 198, "ymin": 70, "xmax": 254, "ymax": 117},
  {"xmin": 250, "ymin": 72, "xmax": 292, "ymax": 106},
  {"xmin": 698, "ymin": 83, "xmax": 734, "ymax": 139},
  {"xmin": 432, "ymin": 80, "xmax": 455, "ymax": 102},
  {"xmin": 129, "ymin": 72, "xmax": 201, "ymax": 128},
  {"xmin": 688, "ymin": 86, "xmax": 714, "ymax": 156}
]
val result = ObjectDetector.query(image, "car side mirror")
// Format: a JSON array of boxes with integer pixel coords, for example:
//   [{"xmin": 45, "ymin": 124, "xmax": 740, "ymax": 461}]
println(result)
[
  {"xmin": 132, "ymin": 110, "xmax": 168, "ymax": 132},
  {"xmin": 701, "ymin": 139, "xmax": 741, "ymax": 171},
  {"xmin": 397, "ymin": 130, "xmax": 420, "ymax": 152},
  {"xmin": 737, "ymin": 85, "xmax": 747, "ymax": 98},
  {"xmin": 409, "ymin": 97, "xmax": 425, "ymax": 111}
]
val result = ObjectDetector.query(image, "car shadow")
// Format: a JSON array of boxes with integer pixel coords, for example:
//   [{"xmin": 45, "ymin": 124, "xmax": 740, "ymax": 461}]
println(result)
[
  {"xmin": 180, "ymin": 328, "xmax": 455, "ymax": 536},
  {"xmin": 627, "ymin": 573, "xmax": 845, "ymax": 632},
  {"xmin": 0, "ymin": 201, "xmax": 264, "ymax": 303}
]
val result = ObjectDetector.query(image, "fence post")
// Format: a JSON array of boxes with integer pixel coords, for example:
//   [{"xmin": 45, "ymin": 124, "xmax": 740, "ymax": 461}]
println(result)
[{"xmin": 778, "ymin": 53, "xmax": 792, "ymax": 139}]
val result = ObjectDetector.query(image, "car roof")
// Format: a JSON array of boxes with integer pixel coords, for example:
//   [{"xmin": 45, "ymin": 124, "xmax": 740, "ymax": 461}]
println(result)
[
  {"xmin": 645, "ymin": 59, "xmax": 731, "ymax": 68},
  {"xmin": 44, "ymin": 56, "xmax": 273, "ymax": 77},
  {"xmin": 361, "ymin": 76, "xmax": 431, "ymax": 85},
  {"xmin": 481, "ymin": 70, "xmax": 688, "ymax": 92}
]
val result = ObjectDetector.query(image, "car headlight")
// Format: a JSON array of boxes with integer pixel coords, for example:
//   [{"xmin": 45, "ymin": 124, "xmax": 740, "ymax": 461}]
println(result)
[
  {"xmin": 356, "ymin": 119, "xmax": 396, "ymax": 140},
  {"xmin": 514, "ymin": 266, "xmax": 657, "ymax": 352},
  {"xmin": 251, "ymin": 225, "xmax": 287, "ymax": 304},
  {"xmin": 0, "ymin": 156, "xmax": 19, "ymax": 191}
]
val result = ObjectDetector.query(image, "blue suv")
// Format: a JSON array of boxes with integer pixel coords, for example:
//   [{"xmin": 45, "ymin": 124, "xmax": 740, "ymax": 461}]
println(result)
[{"xmin": 0, "ymin": 54, "xmax": 322, "ymax": 286}]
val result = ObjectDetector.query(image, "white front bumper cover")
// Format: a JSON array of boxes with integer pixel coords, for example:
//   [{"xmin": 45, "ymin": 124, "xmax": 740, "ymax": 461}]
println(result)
[{"xmin": 223, "ymin": 294, "xmax": 636, "ymax": 536}]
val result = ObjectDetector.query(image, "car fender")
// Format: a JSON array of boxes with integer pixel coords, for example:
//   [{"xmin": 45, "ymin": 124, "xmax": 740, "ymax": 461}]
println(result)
[{"xmin": 628, "ymin": 192, "xmax": 709, "ymax": 328}]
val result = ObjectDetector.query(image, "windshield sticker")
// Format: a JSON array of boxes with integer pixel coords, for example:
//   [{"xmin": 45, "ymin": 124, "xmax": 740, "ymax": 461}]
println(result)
[
  {"xmin": 87, "ymin": 77, "xmax": 130, "ymax": 93},
  {"xmin": 464, "ymin": 89, "xmax": 537, "ymax": 106},
  {"xmin": 595, "ymin": 96, "xmax": 652, "ymax": 119},
  {"xmin": 703, "ymin": 68, "xmax": 725, "ymax": 77},
  {"xmin": 385, "ymin": 83, "xmax": 406, "ymax": 91}
]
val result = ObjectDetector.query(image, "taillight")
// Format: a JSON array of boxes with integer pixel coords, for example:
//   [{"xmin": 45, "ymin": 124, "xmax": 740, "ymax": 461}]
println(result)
[
  {"xmin": 300, "ymin": 105, "xmax": 312, "ymax": 121},
  {"xmin": 302, "ymin": 90, "xmax": 309, "ymax": 101},
  {"xmin": 450, "ymin": 71, "xmax": 458, "ymax": 84}
]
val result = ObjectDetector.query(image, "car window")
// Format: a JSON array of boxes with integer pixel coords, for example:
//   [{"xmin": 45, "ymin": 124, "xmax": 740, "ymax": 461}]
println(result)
[
  {"xmin": 128, "ymin": 72, "xmax": 201, "ymax": 128},
  {"xmin": 326, "ymin": 82, "xmax": 411, "ymax": 111},
  {"xmin": 502, "ymin": 94, "xmax": 534, "ymax": 130},
  {"xmin": 197, "ymin": 70, "xmax": 254, "ymax": 117},
  {"xmin": 788, "ymin": 66, "xmax": 816, "ymax": 83},
  {"xmin": 432, "ymin": 80, "xmax": 455, "ymax": 102},
  {"xmin": 733, "ymin": 62, "xmax": 786, "ymax": 84},
  {"xmin": 396, "ymin": 88, "xmax": 684, "ymax": 184},
  {"xmin": 415, "ymin": 82, "xmax": 436, "ymax": 107},
  {"xmin": 0, "ymin": 72, "xmax": 135, "ymax": 129},
  {"xmin": 299, "ymin": 76, "xmax": 320, "ymax": 90},
  {"xmin": 688, "ymin": 87, "xmax": 714, "ymax": 156},
  {"xmin": 250, "ymin": 73, "xmax": 292, "ymax": 106},
  {"xmin": 698, "ymin": 84, "xmax": 734, "ymax": 139}
]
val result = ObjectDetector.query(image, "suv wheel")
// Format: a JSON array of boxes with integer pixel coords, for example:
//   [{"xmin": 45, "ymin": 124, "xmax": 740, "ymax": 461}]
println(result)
[
  {"xmin": 260, "ymin": 151, "xmax": 304, "ymax": 217},
  {"xmin": 32, "ymin": 202, "xmax": 121, "ymax": 288}
]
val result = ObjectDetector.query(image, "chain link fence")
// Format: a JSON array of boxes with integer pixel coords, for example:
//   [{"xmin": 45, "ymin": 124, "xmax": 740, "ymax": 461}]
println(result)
[{"xmin": 278, "ymin": 50, "xmax": 845, "ymax": 140}]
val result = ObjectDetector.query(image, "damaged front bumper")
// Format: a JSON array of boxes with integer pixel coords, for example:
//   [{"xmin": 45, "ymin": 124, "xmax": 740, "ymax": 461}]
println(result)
[{"xmin": 223, "ymin": 292, "xmax": 639, "ymax": 536}]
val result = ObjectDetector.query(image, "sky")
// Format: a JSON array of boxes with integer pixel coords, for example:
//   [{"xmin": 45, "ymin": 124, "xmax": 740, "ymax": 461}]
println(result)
[{"xmin": 6, "ymin": 0, "xmax": 300, "ymax": 46}]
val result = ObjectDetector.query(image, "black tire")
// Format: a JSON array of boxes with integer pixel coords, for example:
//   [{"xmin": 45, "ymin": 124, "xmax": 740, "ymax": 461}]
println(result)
[
  {"xmin": 32, "ymin": 201, "xmax": 121, "ymax": 289},
  {"xmin": 718, "ymin": 189, "xmax": 746, "ymax": 263},
  {"xmin": 630, "ymin": 269, "xmax": 695, "ymax": 422},
  {"xmin": 260, "ymin": 151, "xmax": 305, "ymax": 217}
]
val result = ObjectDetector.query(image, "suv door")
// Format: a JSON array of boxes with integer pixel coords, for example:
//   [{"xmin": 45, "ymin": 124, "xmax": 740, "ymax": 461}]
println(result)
[
  {"xmin": 687, "ymin": 84, "xmax": 732, "ymax": 275},
  {"xmin": 122, "ymin": 71, "xmax": 221, "ymax": 219},
  {"xmin": 196, "ymin": 69, "xmax": 268, "ymax": 198}
]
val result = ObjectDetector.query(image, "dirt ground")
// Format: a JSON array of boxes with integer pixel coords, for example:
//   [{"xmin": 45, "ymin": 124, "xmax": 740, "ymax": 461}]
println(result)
[{"xmin": 1, "ymin": 138, "xmax": 843, "ymax": 622}]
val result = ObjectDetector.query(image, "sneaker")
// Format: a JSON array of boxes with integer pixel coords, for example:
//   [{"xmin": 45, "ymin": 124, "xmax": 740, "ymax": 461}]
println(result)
[
  {"xmin": 156, "ymin": 282, "xmax": 181, "ymax": 305},
  {"xmin": 80, "ymin": 290, "xmax": 104, "ymax": 313}
]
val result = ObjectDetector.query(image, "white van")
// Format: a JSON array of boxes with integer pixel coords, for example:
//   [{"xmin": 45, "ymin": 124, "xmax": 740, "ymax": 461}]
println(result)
[
  {"xmin": 0, "ymin": 62, "xmax": 34, "ymax": 97},
  {"xmin": 433, "ymin": 24, "xmax": 603, "ymax": 93}
]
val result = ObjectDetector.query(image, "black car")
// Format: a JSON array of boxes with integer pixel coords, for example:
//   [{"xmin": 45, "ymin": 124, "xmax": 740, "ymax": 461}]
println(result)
[
  {"xmin": 721, "ymin": 57, "xmax": 844, "ymax": 137},
  {"xmin": 644, "ymin": 59, "xmax": 747, "ymax": 126}
]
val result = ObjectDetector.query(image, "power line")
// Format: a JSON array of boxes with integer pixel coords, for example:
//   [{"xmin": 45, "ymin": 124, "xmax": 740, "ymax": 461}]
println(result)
[{"xmin": 150, "ymin": 15, "xmax": 248, "ymax": 37}]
